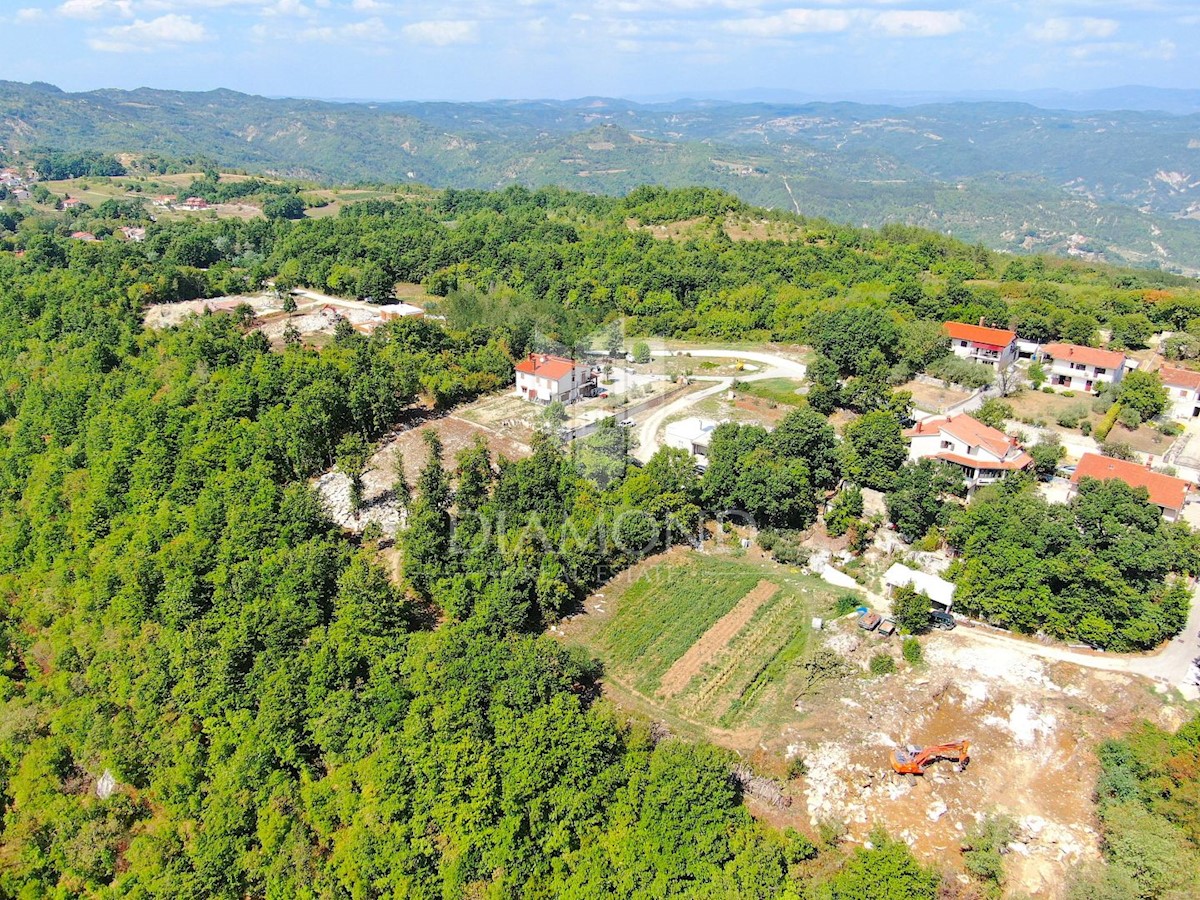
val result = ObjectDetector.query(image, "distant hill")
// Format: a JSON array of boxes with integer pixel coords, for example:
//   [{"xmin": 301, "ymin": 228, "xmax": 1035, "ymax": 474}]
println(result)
[{"xmin": 3, "ymin": 80, "xmax": 1200, "ymax": 273}]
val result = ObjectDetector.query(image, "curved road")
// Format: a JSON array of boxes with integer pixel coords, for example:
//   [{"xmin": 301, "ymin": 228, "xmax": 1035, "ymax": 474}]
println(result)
[
  {"xmin": 634, "ymin": 349, "xmax": 807, "ymax": 463},
  {"xmin": 939, "ymin": 587, "xmax": 1200, "ymax": 699}
]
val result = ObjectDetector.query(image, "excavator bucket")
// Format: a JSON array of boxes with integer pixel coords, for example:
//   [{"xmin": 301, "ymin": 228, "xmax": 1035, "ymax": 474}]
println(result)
[{"xmin": 890, "ymin": 740, "xmax": 970, "ymax": 775}]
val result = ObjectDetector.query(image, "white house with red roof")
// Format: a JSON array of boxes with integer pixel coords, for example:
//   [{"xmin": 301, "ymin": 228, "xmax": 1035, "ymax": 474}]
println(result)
[
  {"xmin": 944, "ymin": 321, "xmax": 1018, "ymax": 369},
  {"xmin": 1069, "ymin": 453, "xmax": 1191, "ymax": 522},
  {"xmin": 1159, "ymin": 363, "xmax": 1200, "ymax": 419},
  {"xmin": 514, "ymin": 353, "xmax": 596, "ymax": 404},
  {"xmin": 1041, "ymin": 342, "xmax": 1125, "ymax": 393},
  {"xmin": 904, "ymin": 412, "xmax": 1032, "ymax": 489}
]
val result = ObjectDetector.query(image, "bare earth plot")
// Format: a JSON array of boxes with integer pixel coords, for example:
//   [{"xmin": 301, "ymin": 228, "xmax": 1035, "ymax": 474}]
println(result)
[{"xmin": 556, "ymin": 547, "xmax": 1199, "ymax": 897}]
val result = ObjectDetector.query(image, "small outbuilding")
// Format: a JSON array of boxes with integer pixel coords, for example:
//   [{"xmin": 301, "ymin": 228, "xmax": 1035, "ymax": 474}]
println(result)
[{"xmin": 883, "ymin": 563, "xmax": 956, "ymax": 612}]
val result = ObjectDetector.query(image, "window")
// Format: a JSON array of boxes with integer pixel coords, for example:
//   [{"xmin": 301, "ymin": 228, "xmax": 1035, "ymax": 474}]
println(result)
[
  {"xmin": 1095, "ymin": 368, "xmax": 1106, "ymax": 376},
  {"xmin": 967, "ymin": 445, "xmax": 977, "ymax": 455},
  {"xmin": 960, "ymin": 340, "xmax": 968, "ymax": 347},
  {"xmin": 940, "ymin": 439, "xmax": 953, "ymax": 450}
]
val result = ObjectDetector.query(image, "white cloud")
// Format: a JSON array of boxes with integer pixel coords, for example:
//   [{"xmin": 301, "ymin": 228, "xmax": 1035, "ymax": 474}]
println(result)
[
  {"xmin": 88, "ymin": 12, "xmax": 211, "ymax": 51},
  {"xmin": 351, "ymin": 0, "xmax": 388, "ymax": 10},
  {"xmin": 872, "ymin": 9, "xmax": 964, "ymax": 37},
  {"xmin": 299, "ymin": 16, "xmax": 392, "ymax": 42},
  {"xmin": 1029, "ymin": 16, "xmax": 1119, "ymax": 43},
  {"xmin": 402, "ymin": 18, "xmax": 479, "ymax": 45},
  {"xmin": 262, "ymin": 0, "xmax": 314, "ymax": 15},
  {"xmin": 724, "ymin": 8, "xmax": 853, "ymax": 36},
  {"xmin": 58, "ymin": 0, "xmax": 133, "ymax": 19},
  {"xmin": 16, "ymin": 7, "xmax": 45, "ymax": 22}
]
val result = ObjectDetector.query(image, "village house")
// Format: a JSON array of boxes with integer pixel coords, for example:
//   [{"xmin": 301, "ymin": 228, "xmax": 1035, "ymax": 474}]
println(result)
[
  {"xmin": 514, "ymin": 353, "xmax": 596, "ymax": 404},
  {"xmin": 664, "ymin": 417, "xmax": 719, "ymax": 468},
  {"xmin": 1069, "ymin": 453, "xmax": 1191, "ymax": 522},
  {"xmin": 1041, "ymin": 342, "xmax": 1126, "ymax": 393},
  {"xmin": 1159, "ymin": 363, "xmax": 1200, "ymax": 419},
  {"xmin": 944, "ymin": 321, "xmax": 1018, "ymax": 369},
  {"xmin": 904, "ymin": 412, "xmax": 1032, "ymax": 489},
  {"xmin": 61, "ymin": 197, "xmax": 83, "ymax": 210},
  {"xmin": 119, "ymin": 226, "xmax": 147, "ymax": 242},
  {"xmin": 13, "ymin": 189, "xmax": 31, "ymax": 202},
  {"xmin": 69, "ymin": 231, "xmax": 98, "ymax": 242},
  {"xmin": 182, "ymin": 197, "xmax": 210, "ymax": 210}
]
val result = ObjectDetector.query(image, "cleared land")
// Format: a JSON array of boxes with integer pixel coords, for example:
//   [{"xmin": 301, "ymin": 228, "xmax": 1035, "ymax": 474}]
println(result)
[
  {"xmin": 735, "ymin": 377, "xmax": 806, "ymax": 407},
  {"xmin": 1006, "ymin": 388, "xmax": 1172, "ymax": 454}
]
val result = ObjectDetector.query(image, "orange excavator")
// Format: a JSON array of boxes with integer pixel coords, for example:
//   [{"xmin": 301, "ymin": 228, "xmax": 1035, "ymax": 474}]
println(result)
[{"xmin": 890, "ymin": 741, "xmax": 970, "ymax": 775}]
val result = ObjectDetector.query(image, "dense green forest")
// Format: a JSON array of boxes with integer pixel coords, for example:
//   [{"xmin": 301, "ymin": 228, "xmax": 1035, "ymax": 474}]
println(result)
[
  {"xmin": 2, "ymin": 182, "xmax": 1199, "ymax": 895},
  {"xmin": 4, "ymin": 81, "xmax": 1200, "ymax": 270}
]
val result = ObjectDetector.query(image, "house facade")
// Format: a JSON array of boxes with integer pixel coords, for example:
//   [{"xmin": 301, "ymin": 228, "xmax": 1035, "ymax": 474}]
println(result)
[
  {"xmin": 904, "ymin": 413, "xmax": 1032, "ymax": 489},
  {"xmin": 664, "ymin": 417, "xmax": 718, "ymax": 467},
  {"xmin": 514, "ymin": 354, "xmax": 596, "ymax": 404},
  {"xmin": 1041, "ymin": 343, "xmax": 1125, "ymax": 393},
  {"xmin": 944, "ymin": 321, "xmax": 1018, "ymax": 369},
  {"xmin": 1159, "ymin": 364, "xmax": 1200, "ymax": 419},
  {"xmin": 1069, "ymin": 453, "xmax": 1191, "ymax": 522}
]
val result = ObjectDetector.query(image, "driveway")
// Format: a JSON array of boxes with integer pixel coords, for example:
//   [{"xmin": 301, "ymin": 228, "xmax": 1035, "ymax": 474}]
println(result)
[{"xmin": 634, "ymin": 365, "xmax": 808, "ymax": 462}]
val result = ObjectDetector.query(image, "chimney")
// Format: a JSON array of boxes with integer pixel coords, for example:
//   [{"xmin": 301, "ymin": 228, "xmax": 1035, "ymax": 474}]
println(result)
[{"xmin": 979, "ymin": 315, "xmax": 985, "ymax": 326}]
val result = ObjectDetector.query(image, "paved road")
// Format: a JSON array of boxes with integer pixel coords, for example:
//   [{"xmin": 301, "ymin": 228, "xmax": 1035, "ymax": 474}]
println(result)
[
  {"xmin": 633, "ymin": 349, "xmax": 808, "ymax": 462},
  {"xmin": 939, "ymin": 583, "xmax": 1200, "ymax": 699},
  {"xmin": 651, "ymin": 348, "xmax": 808, "ymax": 378}
]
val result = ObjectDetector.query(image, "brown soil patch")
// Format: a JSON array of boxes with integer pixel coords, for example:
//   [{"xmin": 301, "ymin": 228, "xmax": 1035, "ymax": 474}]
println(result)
[
  {"xmin": 658, "ymin": 580, "xmax": 780, "ymax": 698},
  {"xmin": 900, "ymin": 379, "xmax": 973, "ymax": 414}
]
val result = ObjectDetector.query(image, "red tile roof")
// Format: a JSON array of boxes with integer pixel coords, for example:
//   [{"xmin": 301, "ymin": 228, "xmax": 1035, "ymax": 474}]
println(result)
[
  {"xmin": 1159, "ymin": 364, "xmax": 1200, "ymax": 392},
  {"xmin": 1071, "ymin": 453, "xmax": 1190, "ymax": 512},
  {"xmin": 1042, "ymin": 342, "xmax": 1125, "ymax": 370},
  {"xmin": 944, "ymin": 321, "xmax": 1016, "ymax": 347},
  {"xmin": 905, "ymin": 413, "xmax": 1018, "ymax": 460},
  {"xmin": 515, "ymin": 353, "xmax": 583, "ymax": 380}
]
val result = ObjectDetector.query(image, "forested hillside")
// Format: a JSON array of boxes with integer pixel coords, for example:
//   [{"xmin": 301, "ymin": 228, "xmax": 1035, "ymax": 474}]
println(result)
[
  {"xmin": 4, "ymin": 80, "xmax": 1200, "ymax": 271},
  {"xmin": 2, "ymin": 182, "xmax": 1200, "ymax": 895}
]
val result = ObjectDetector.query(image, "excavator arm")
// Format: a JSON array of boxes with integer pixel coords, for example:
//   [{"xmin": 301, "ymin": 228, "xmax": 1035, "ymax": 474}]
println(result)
[{"xmin": 890, "ymin": 740, "xmax": 970, "ymax": 775}]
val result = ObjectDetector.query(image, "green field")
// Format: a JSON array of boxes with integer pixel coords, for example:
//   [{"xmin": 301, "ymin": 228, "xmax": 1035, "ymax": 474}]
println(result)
[
  {"xmin": 735, "ymin": 377, "xmax": 806, "ymax": 407},
  {"xmin": 571, "ymin": 554, "xmax": 853, "ymax": 732}
]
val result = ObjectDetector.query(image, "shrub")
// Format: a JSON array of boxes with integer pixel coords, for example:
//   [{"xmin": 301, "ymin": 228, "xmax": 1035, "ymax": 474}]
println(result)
[
  {"xmin": 1055, "ymin": 402, "xmax": 1088, "ymax": 429},
  {"xmin": 1118, "ymin": 406, "xmax": 1142, "ymax": 429},
  {"xmin": 1100, "ymin": 440, "xmax": 1138, "ymax": 461},
  {"xmin": 902, "ymin": 637, "xmax": 923, "ymax": 665},
  {"xmin": 1062, "ymin": 390, "xmax": 1076, "ymax": 398},
  {"xmin": 1158, "ymin": 421, "xmax": 1183, "ymax": 437},
  {"xmin": 833, "ymin": 593, "xmax": 862, "ymax": 617},
  {"xmin": 869, "ymin": 653, "xmax": 897, "ymax": 675},
  {"xmin": 974, "ymin": 398, "xmax": 1014, "ymax": 430},
  {"xmin": 891, "ymin": 583, "xmax": 931, "ymax": 634},
  {"xmin": 1027, "ymin": 361, "xmax": 1047, "ymax": 389},
  {"xmin": 927, "ymin": 356, "xmax": 996, "ymax": 390},
  {"xmin": 786, "ymin": 757, "xmax": 809, "ymax": 779},
  {"xmin": 1042, "ymin": 385, "xmax": 1055, "ymax": 393},
  {"xmin": 962, "ymin": 814, "xmax": 1018, "ymax": 890},
  {"xmin": 783, "ymin": 827, "xmax": 818, "ymax": 863},
  {"xmin": 1094, "ymin": 401, "xmax": 1122, "ymax": 441},
  {"xmin": 1080, "ymin": 420, "xmax": 1092, "ymax": 436}
]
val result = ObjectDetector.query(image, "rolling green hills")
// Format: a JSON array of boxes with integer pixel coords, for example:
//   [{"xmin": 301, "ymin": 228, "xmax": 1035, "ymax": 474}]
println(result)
[{"xmin": 3, "ymin": 80, "xmax": 1200, "ymax": 272}]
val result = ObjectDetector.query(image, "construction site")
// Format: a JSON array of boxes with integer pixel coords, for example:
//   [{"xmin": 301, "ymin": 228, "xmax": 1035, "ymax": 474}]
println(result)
[{"xmin": 557, "ymin": 545, "xmax": 1197, "ymax": 898}]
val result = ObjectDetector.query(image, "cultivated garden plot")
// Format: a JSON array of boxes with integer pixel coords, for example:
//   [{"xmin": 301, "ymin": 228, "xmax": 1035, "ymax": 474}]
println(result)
[{"xmin": 562, "ymin": 553, "xmax": 842, "ymax": 732}]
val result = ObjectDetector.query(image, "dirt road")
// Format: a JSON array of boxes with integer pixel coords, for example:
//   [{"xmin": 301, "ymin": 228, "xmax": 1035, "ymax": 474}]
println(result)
[{"xmin": 940, "ymin": 584, "xmax": 1200, "ymax": 699}]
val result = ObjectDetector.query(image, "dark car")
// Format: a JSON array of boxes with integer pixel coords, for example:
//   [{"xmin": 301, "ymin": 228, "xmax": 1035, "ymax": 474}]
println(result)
[{"xmin": 930, "ymin": 611, "xmax": 957, "ymax": 630}]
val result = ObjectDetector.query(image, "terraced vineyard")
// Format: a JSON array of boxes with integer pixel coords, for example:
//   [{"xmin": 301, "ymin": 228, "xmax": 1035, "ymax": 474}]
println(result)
[{"xmin": 573, "ymin": 553, "xmax": 852, "ymax": 731}]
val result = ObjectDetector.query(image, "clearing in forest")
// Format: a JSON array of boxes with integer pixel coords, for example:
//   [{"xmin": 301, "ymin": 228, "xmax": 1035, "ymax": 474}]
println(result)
[{"xmin": 565, "ymin": 553, "xmax": 845, "ymax": 733}]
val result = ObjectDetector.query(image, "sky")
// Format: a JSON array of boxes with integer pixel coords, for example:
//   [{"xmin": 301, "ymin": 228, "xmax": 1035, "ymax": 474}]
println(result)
[{"xmin": 1, "ymin": 0, "xmax": 1198, "ymax": 101}]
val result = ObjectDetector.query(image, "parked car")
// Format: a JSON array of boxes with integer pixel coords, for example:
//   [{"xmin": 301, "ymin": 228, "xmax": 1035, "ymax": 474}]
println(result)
[
  {"xmin": 618, "ymin": 419, "xmax": 635, "ymax": 428},
  {"xmin": 858, "ymin": 611, "xmax": 881, "ymax": 631},
  {"xmin": 930, "ymin": 611, "xmax": 957, "ymax": 630}
]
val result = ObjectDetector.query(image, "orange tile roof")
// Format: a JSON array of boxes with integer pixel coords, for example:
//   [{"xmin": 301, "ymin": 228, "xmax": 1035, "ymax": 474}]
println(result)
[
  {"xmin": 905, "ymin": 413, "xmax": 1017, "ymax": 460},
  {"xmin": 935, "ymin": 450, "xmax": 1033, "ymax": 471},
  {"xmin": 515, "ymin": 353, "xmax": 583, "ymax": 380},
  {"xmin": 944, "ymin": 321, "xmax": 1016, "ymax": 347},
  {"xmin": 1158, "ymin": 363, "xmax": 1200, "ymax": 392},
  {"xmin": 1071, "ymin": 453, "xmax": 1190, "ymax": 511},
  {"xmin": 1042, "ymin": 342, "xmax": 1125, "ymax": 370}
]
